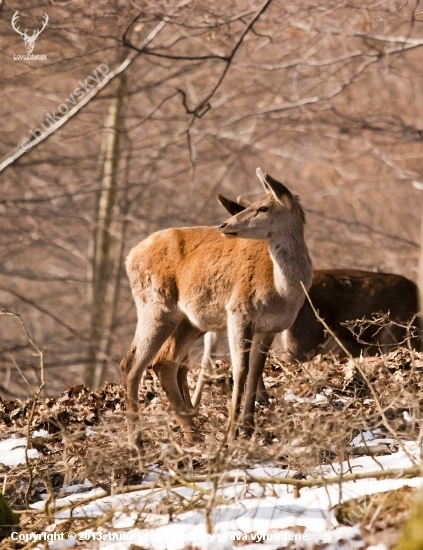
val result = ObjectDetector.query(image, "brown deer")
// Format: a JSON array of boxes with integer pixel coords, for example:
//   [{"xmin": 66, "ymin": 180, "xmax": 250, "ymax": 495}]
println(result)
[{"xmin": 120, "ymin": 169, "xmax": 312, "ymax": 445}]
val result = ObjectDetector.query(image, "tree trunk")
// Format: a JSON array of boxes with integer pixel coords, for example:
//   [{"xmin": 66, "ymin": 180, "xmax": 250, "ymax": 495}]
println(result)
[
  {"xmin": 84, "ymin": 74, "xmax": 126, "ymax": 390},
  {"xmin": 418, "ymin": 211, "xmax": 423, "ymax": 347}
]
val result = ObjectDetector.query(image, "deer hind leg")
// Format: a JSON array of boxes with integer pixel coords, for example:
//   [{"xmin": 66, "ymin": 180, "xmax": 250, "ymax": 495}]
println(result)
[
  {"xmin": 242, "ymin": 332, "xmax": 275, "ymax": 431},
  {"xmin": 123, "ymin": 306, "xmax": 178, "ymax": 448},
  {"xmin": 191, "ymin": 331, "xmax": 221, "ymax": 409},
  {"xmin": 152, "ymin": 319, "xmax": 203, "ymax": 443},
  {"xmin": 178, "ymin": 358, "xmax": 192, "ymax": 409}
]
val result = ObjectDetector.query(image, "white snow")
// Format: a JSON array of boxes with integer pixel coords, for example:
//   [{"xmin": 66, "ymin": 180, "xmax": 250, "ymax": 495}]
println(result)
[
  {"xmin": 350, "ymin": 429, "xmax": 382, "ymax": 447},
  {"xmin": 349, "ymin": 429, "xmax": 399, "ymax": 448},
  {"xmin": 32, "ymin": 429, "xmax": 49, "ymax": 438},
  {"xmin": 1, "ymin": 434, "xmax": 421, "ymax": 550},
  {"xmin": 31, "ymin": 487, "xmax": 108, "ymax": 512},
  {"xmin": 283, "ymin": 390, "xmax": 327, "ymax": 404},
  {"xmin": 38, "ymin": 470, "xmax": 421, "ymax": 550},
  {"xmin": 403, "ymin": 411, "xmax": 418, "ymax": 423},
  {"xmin": 0, "ymin": 437, "xmax": 39, "ymax": 466},
  {"xmin": 27, "ymin": 439, "xmax": 422, "ymax": 550}
]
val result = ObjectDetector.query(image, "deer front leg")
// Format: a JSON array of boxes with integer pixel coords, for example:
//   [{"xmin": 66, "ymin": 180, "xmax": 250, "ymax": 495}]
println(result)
[
  {"xmin": 227, "ymin": 317, "xmax": 253, "ymax": 438},
  {"xmin": 256, "ymin": 374, "xmax": 269, "ymax": 406},
  {"xmin": 242, "ymin": 332, "xmax": 275, "ymax": 431}
]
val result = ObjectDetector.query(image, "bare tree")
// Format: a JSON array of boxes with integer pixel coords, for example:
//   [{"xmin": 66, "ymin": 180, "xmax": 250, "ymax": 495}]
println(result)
[
  {"xmin": 84, "ymin": 74, "xmax": 127, "ymax": 390},
  {"xmin": 0, "ymin": 0, "xmax": 423, "ymax": 396}
]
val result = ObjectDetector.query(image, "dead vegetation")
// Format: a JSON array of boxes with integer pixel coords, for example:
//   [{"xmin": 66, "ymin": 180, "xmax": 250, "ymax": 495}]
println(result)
[
  {"xmin": 0, "ymin": 346, "xmax": 422, "ymax": 548},
  {"xmin": 2, "ymin": 0, "xmax": 423, "ymax": 396}
]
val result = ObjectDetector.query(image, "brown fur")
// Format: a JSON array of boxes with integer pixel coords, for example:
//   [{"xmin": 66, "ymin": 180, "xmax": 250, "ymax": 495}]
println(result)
[
  {"xmin": 121, "ymin": 169, "xmax": 312, "ymax": 445},
  {"xmin": 283, "ymin": 269, "xmax": 420, "ymax": 360}
]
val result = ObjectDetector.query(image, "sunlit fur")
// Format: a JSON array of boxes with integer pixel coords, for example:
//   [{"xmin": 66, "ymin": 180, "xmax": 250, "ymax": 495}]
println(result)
[{"xmin": 121, "ymin": 168, "xmax": 312, "ymax": 445}]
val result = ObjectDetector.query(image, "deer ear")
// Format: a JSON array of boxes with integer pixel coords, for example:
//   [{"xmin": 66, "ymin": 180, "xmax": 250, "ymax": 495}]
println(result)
[
  {"xmin": 216, "ymin": 194, "xmax": 246, "ymax": 215},
  {"xmin": 236, "ymin": 195, "xmax": 252, "ymax": 207},
  {"xmin": 256, "ymin": 168, "xmax": 293, "ymax": 207}
]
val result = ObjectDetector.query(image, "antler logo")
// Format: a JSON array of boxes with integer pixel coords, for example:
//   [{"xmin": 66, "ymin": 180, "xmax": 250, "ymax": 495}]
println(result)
[{"xmin": 11, "ymin": 11, "xmax": 48, "ymax": 54}]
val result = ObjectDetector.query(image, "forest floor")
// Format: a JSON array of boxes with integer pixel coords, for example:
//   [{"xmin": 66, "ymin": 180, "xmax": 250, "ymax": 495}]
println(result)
[{"xmin": 0, "ymin": 348, "xmax": 422, "ymax": 549}]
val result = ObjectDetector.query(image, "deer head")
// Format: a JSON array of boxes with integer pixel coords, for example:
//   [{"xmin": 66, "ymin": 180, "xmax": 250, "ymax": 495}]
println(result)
[
  {"xmin": 218, "ymin": 168, "xmax": 303, "ymax": 241},
  {"xmin": 11, "ymin": 11, "xmax": 48, "ymax": 54}
]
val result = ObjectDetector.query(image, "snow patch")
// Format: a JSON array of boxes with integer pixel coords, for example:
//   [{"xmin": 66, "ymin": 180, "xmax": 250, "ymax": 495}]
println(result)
[
  {"xmin": 32, "ymin": 429, "xmax": 49, "ymax": 438},
  {"xmin": 27, "ymin": 442, "xmax": 422, "ymax": 550},
  {"xmin": 0, "ymin": 437, "xmax": 39, "ymax": 466},
  {"xmin": 283, "ymin": 390, "xmax": 327, "ymax": 404}
]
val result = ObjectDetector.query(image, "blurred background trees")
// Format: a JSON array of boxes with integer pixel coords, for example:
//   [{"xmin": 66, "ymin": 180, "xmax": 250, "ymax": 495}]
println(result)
[{"xmin": 1, "ymin": 0, "xmax": 423, "ymax": 395}]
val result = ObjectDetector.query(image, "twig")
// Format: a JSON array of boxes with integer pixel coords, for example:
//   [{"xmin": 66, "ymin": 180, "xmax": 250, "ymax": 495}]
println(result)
[
  {"xmin": 116, "ymin": 465, "xmax": 422, "ymax": 491},
  {"xmin": 0, "ymin": 308, "xmax": 46, "ymax": 508}
]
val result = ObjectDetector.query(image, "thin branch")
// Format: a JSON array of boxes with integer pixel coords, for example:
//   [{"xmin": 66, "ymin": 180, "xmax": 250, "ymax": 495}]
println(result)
[
  {"xmin": 0, "ymin": 19, "xmax": 168, "ymax": 175},
  {"xmin": 0, "ymin": 308, "xmax": 45, "ymax": 508},
  {"xmin": 25, "ymin": 464, "xmax": 421, "ymax": 517}
]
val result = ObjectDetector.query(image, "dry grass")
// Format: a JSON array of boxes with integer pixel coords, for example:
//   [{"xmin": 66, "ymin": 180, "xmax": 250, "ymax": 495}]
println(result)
[{"xmin": 0, "ymin": 347, "xmax": 422, "ymax": 548}]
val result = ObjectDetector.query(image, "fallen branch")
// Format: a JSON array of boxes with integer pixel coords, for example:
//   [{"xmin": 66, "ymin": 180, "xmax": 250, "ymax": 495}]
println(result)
[{"xmin": 22, "ymin": 464, "xmax": 421, "ymax": 517}]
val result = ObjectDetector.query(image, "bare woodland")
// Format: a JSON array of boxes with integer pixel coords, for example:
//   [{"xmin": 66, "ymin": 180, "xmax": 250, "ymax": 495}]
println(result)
[
  {"xmin": 3, "ymin": 4, "xmax": 423, "ymax": 548},
  {"xmin": 1, "ymin": 0, "xmax": 423, "ymax": 396}
]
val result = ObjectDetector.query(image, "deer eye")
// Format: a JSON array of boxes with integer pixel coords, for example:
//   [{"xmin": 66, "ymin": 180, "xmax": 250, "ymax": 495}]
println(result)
[{"xmin": 258, "ymin": 206, "xmax": 268, "ymax": 213}]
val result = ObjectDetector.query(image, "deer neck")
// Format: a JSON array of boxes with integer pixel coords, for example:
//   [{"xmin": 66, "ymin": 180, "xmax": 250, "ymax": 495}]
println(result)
[{"xmin": 267, "ymin": 227, "xmax": 311, "ymax": 297}]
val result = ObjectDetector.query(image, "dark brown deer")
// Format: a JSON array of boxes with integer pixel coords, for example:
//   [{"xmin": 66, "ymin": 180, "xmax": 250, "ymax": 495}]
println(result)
[{"xmin": 281, "ymin": 269, "xmax": 419, "ymax": 361}]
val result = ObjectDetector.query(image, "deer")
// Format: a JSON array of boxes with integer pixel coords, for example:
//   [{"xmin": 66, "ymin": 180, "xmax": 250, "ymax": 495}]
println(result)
[
  {"xmin": 281, "ymin": 269, "xmax": 420, "ymax": 360},
  {"xmin": 120, "ymin": 168, "xmax": 312, "ymax": 446},
  {"xmin": 11, "ymin": 11, "xmax": 48, "ymax": 54}
]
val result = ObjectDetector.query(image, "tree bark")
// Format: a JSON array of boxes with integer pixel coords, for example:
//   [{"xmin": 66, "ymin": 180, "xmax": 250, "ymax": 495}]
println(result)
[{"xmin": 84, "ymin": 74, "xmax": 127, "ymax": 390}]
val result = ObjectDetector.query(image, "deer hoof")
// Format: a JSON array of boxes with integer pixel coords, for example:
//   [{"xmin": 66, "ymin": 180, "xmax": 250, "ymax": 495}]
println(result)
[
  {"xmin": 256, "ymin": 393, "xmax": 270, "ymax": 407},
  {"xmin": 186, "ymin": 429, "xmax": 204, "ymax": 444},
  {"xmin": 127, "ymin": 428, "xmax": 143, "ymax": 451},
  {"xmin": 240, "ymin": 416, "xmax": 255, "ymax": 437},
  {"xmin": 240, "ymin": 425, "xmax": 255, "ymax": 438}
]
